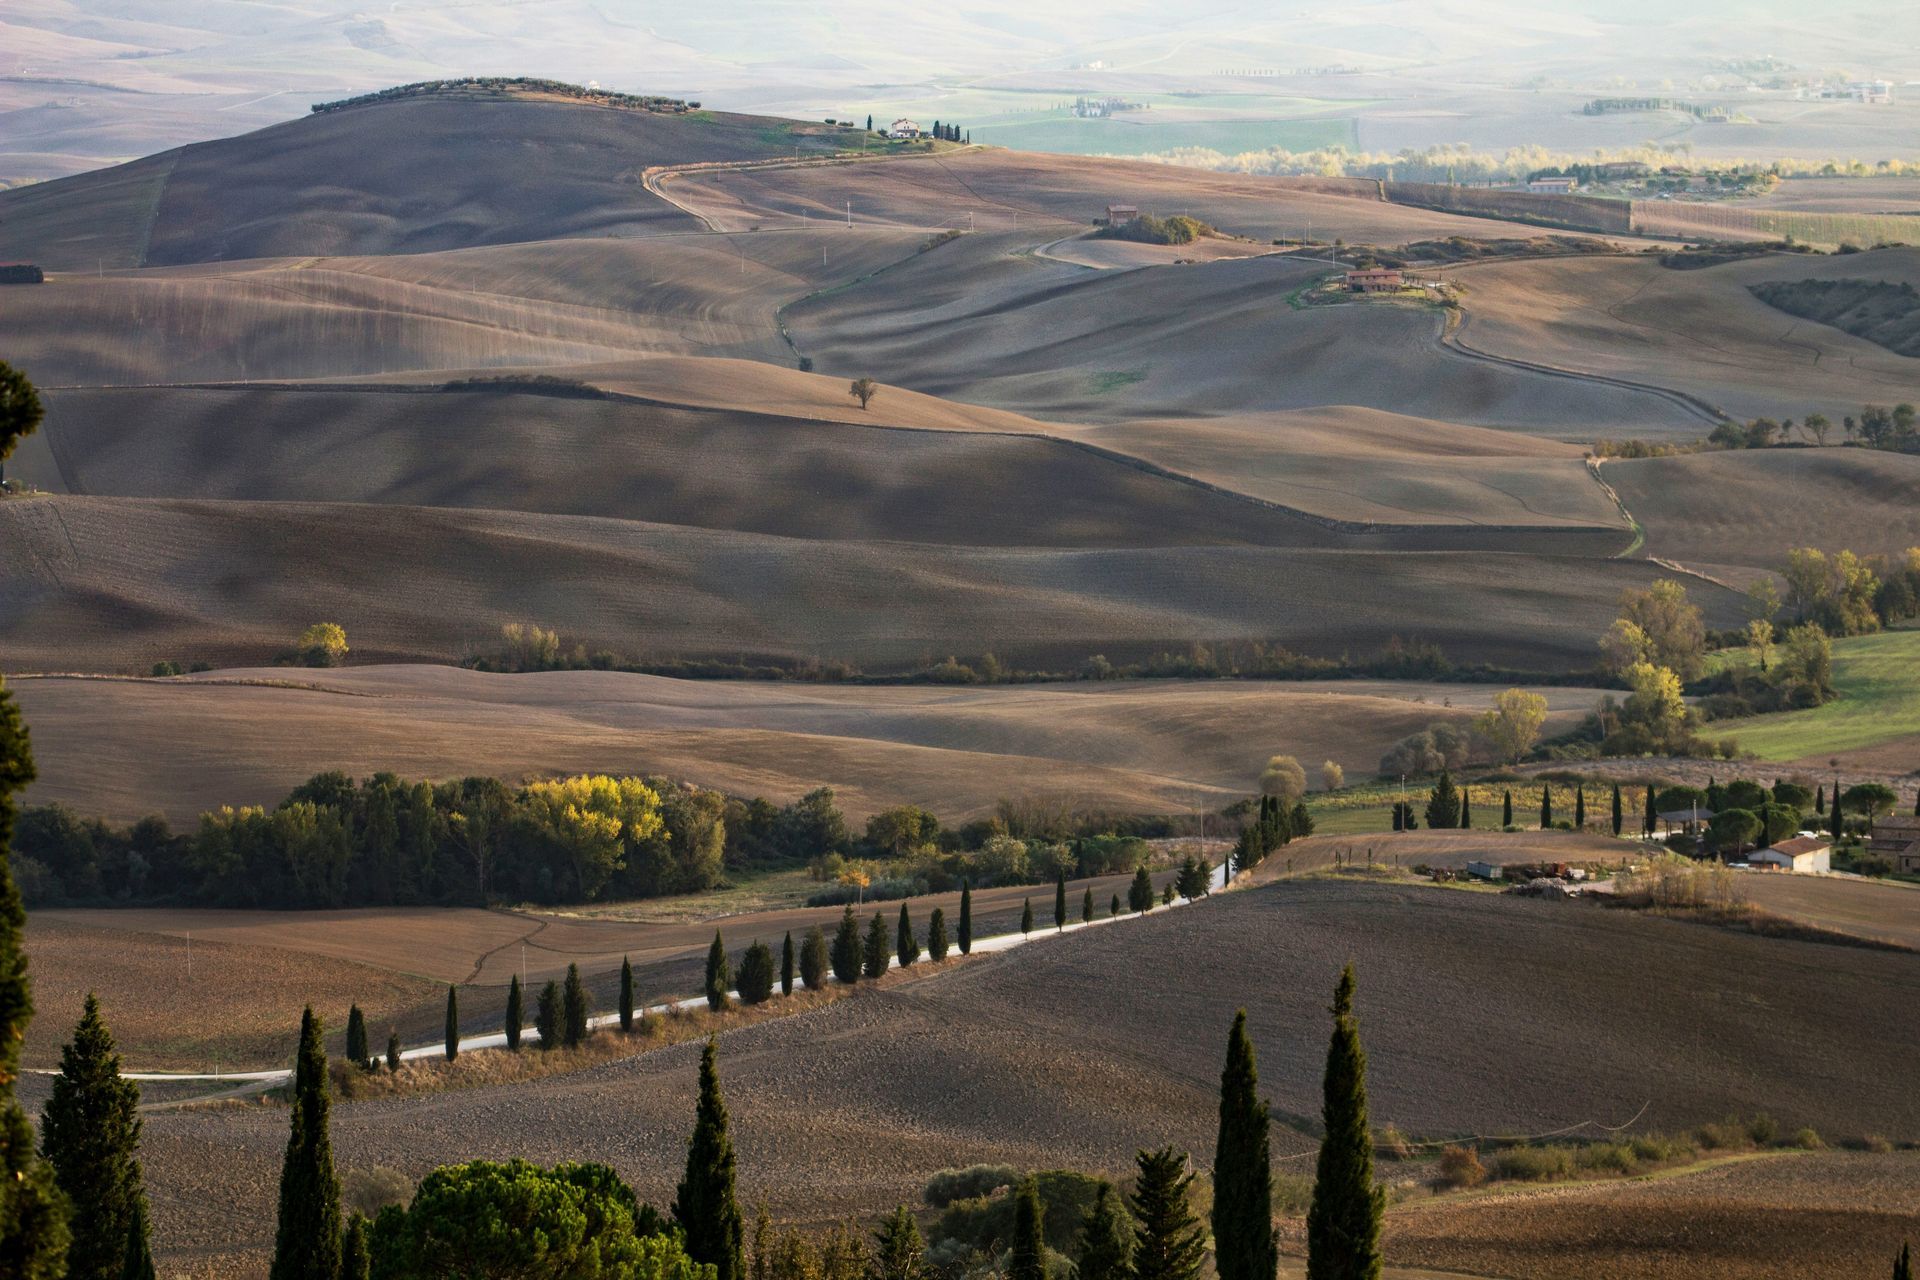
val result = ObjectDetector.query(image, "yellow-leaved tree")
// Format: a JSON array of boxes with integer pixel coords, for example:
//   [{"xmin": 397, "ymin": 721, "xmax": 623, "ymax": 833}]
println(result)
[
  {"xmin": 519, "ymin": 776, "xmax": 664, "ymax": 901},
  {"xmin": 1472, "ymin": 688, "xmax": 1549, "ymax": 764}
]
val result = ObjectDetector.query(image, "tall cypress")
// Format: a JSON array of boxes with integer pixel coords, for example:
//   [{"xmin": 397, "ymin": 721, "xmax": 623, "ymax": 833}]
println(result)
[
  {"xmin": 271, "ymin": 1007, "xmax": 342, "ymax": 1280},
  {"xmin": 1574, "ymin": 786, "xmax": 1586, "ymax": 830},
  {"xmin": 1459, "ymin": 787, "xmax": 1471, "ymax": 830},
  {"xmin": 1082, "ymin": 886, "xmax": 1095, "ymax": 923},
  {"xmin": 616, "ymin": 958, "xmax": 634, "ymax": 1032},
  {"xmin": 780, "ymin": 933, "xmax": 795, "ymax": 996},
  {"xmin": 927, "ymin": 908, "xmax": 949, "ymax": 961},
  {"xmin": 1644, "ymin": 783, "xmax": 1657, "ymax": 837},
  {"xmin": 0, "ymin": 676, "xmax": 70, "ymax": 1280},
  {"xmin": 1212, "ymin": 1011, "xmax": 1276, "ymax": 1280},
  {"xmin": 1893, "ymin": 1241, "xmax": 1911, "ymax": 1280},
  {"xmin": 385, "ymin": 1032, "xmax": 400, "ymax": 1072},
  {"xmin": 535, "ymin": 980, "xmax": 563, "ymax": 1049},
  {"xmin": 957, "ymin": 883, "xmax": 973, "ymax": 955},
  {"xmin": 1831, "ymin": 784, "xmax": 1844, "ymax": 839},
  {"xmin": 1076, "ymin": 1181, "xmax": 1133, "ymax": 1280},
  {"xmin": 345, "ymin": 1005, "xmax": 368, "ymax": 1068},
  {"xmin": 863, "ymin": 912, "xmax": 890, "ymax": 979},
  {"xmin": 1021, "ymin": 898, "xmax": 1034, "ymax": 935},
  {"xmin": 1611, "ymin": 784, "xmax": 1624, "ymax": 836},
  {"xmin": 1054, "ymin": 872, "xmax": 1068, "ymax": 930},
  {"xmin": 1130, "ymin": 867, "xmax": 1155, "ymax": 913},
  {"xmin": 120, "ymin": 1199, "xmax": 156, "ymax": 1280},
  {"xmin": 505, "ymin": 974, "xmax": 524, "ymax": 1050},
  {"xmin": 706, "ymin": 932, "xmax": 732, "ymax": 1011},
  {"xmin": 1129, "ymin": 1148, "xmax": 1205, "ymax": 1280},
  {"xmin": 341, "ymin": 1215, "xmax": 370, "ymax": 1280},
  {"xmin": 675, "ymin": 1039, "xmax": 743, "ymax": 1280},
  {"xmin": 1815, "ymin": 784, "xmax": 1825, "ymax": 816},
  {"xmin": 563, "ymin": 963, "xmax": 590, "ymax": 1046},
  {"xmin": 1502, "ymin": 789, "xmax": 1513, "ymax": 828},
  {"xmin": 443, "ymin": 985, "xmax": 459, "ymax": 1061},
  {"xmin": 41, "ymin": 995, "xmax": 148, "ymax": 1280},
  {"xmin": 1305, "ymin": 966, "xmax": 1383, "ymax": 1280},
  {"xmin": 1110, "ymin": 893, "xmax": 1120, "ymax": 918},
  {"xmin": 896, "ymin": 903, "xmax": 919, "ymax": 968},
  {"xmin": 1008, "ymin": 1178, "xmax": 1046, "ymax": 1280},
  {"xmin": 1539, "ymin": 786, "xmax": 1553, "ymax": 829},
  {"xmin": 832, "ymin": 906, "xmax": 861, "ymax": 983}
]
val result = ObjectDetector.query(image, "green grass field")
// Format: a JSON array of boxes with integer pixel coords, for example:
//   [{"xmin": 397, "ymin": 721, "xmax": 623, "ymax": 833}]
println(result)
[{"xmin": 1716, "ymin": 630, "xmax": 1920, "ymax": 760}]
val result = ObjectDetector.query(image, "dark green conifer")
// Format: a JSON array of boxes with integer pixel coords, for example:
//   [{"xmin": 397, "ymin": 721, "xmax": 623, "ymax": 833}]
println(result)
[
  {"xmin": 341, "ymin": 1214, "xmax": 370, "ymax": 1280},
  {"xmin": 535, "ymin": 979, "xmax": 563, "ymax": 1049},
  {"xmin": 1076, "ymin": 1181, "xmax": 1133, "ymax": 1280},
  {"xmin": 1110, "ymin": 893, "xmax": 1120, "ymax": 917},
  {"xmin": 1129, "ymin": 1147, "xmax": 1204, "ymax": 1280},
  {"xmin": 1082, "ymin": 886, "xmax": 1095, "ymax": 923},
  {"xmin": 386, "ymin": 1031, "xmax": 400, "ymax": 1072},
  {"xmin": 1459, "ymin": 787, "xmax": 1471, "ymax": 830},
  {"xmin": 1423, "ymin": 771, "xmax": 1460, "ymax": 830},
  {"xmin": 1129, "ymin": 866, "xmax": 1154, "ymax": 913},
  {"xmin": 863, "ymin": 912, "xmax": 890, "ymax": 979},
  {"xmin": 1539, "ymin": 786, "xmax": 1553, "ymax": 829},
  {"xmin": 1644, "ymin": 783, "xmax": 1657, "ymax": 836},
  {"xmin": 1212, "ymin": 1010, "xmax": 1276, "ymax": 1280},
  {"xmin": 443, "ymin": 985, "xmax": 459, "ymax": 1061},
  {"xmin": 927, "ymin": 908, "xmax": 949, "ymax": 961},
  {"xmin": 1008, "ymin": 1178, "xmax": 1046, "ymax": 1280},
  {"xmin": 1893, "ymin": 1241, "xmax": 1911, "ymax": 1280},
  {"xmin": 1611, "ymin": 783, "xmax": 1624, "ymax": 836},
  {"xmin": 1815, "ymin": 784, "xmax": 1826, "ymax": 815},
  {"xmin": 1575, "ymin": 786, "xmax": 1586, "ymax": 830},
  {"xmin": 505, "ymin": 973, "xmax": 524, "ymax": 1050},
  {"xmin": 1020, "ymin": 898, "xmax": 1034, "ymax": 935},
  {"xmin": 1502, "ymin": 789, "xmax": 1513, "ymax": 828},
  {"xmin": 41, "ymin": 995, "xmax": 148, "ymax": 1280},
  {"xmin": 345, "ymin": 1004, "xmax": 368, "ymax": 1067},
  {"xmin": 706, "ymin": 932, "xmax": 732, "ymax": 1011},
  {"xmin": 831, "ymin": 906, "xmax": 861, "ymax": 984},
  {"xmin": 780, "ymin": 933, "xmax": 795, "ymax": 996},
  {"xmin": 675, "ymin": 1039, "xmax": 744, "ymax": 1280},
  {"xmin": 736, "ymin": 941, "xmax": 775, "ymax": 1005},
  {"xmin": 1831, "ymin": 784, "xmax": 1844, "ymax": 838},
  {"xmin": 896, "ymin": 903, "xmax": 919, "ymax": 967},
  {"xmin": 801, "ymin": 925, "xmax": 830, "ymax": 989},
  {"xmin": 1054, "ymin": 872, "xmax": 1067, "ymax": 930},
  {"xmin": 120, "ymin": 1199, "xmax": 156, "ymax": 1280},
  {"xmin": 871, "ymin": 1204, "xmax": 924, "ymax": 1280},
  {"xmin": 958, "ymin": 881, "xmax": 974, "ymax": 955},
  {"xmin": 270, "ymin": 1007, "xmax": 342, "ymax": 1280},
  {"xmin": 563, "ymin": 962, "xmax": 591, "ymax": 1046},
  {"xmin": 619, "ymin": 957, "xmax": 635, "ymax": 1031},
  {"xmin": 1305, "ymin": 966, "xmax": 1383, "ymax": 1280}
]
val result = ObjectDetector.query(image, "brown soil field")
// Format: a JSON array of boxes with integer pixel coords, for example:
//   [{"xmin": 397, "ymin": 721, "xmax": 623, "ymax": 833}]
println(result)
[
  {"xmin": 0, "ymin": 496, "xmax": 1745, "ymax": 675},
  {"xmin": 109, "ymin": 877, "xmax": 1920, "ymax": 1274},
  {"xmin": 9, "ymin": 666, "xmax": 1606, "ymax": 823},
  {"xmin": 1755, "ymin": 177, "xmax": 1920, "ymax": 214},
  {"xmin": 1449, "ymin": 248, "xmax": 1920, "ymax": 428},
  {"xmin": 1387, "ymin": 1150, "xmax": 1920, "ymax": 1280},
  {"xmin": 1735, "ymin": 873, "xmax": 1920, "ymax": 951},
  {"xmin": 0, "ymin": 99, "xmax": 850, "ymax": 270},
  {"xmin": 1605, "ymin": 448, "xmax": 1920, "ymax": 571}
]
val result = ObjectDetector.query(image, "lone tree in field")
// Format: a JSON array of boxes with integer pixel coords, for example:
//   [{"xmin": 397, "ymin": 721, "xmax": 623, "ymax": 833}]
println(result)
[
  {"xmin": 1082, "ymin": 886, "xmax": 1095, "ymax": 924},
  {"xmin": 1129, "ymin": 866, "xmax": 1155, "ymax": 913},
  {"xmin": 0, "ymin": 675, "xmax": 70, "ymax": 1280},
  {"xmin": 443, "ymin": 985, "xmax": 459, "ymax": 1061},
  {"xmin": 801, "ymin": 925, "xmax": 830, "ymax": 989},
  {"xmin": 927, "ymin": 907, "xmax": 949, "ymax": 961},
  {"xmin": 1473, "ymin": 688, "xmax": 1548, "ymax": 764},
  {"xmin": 41, "ymin": 995, "xmax": 150, "ymax": 1280},
  {"xmin": 504, "ymin": 973, "xmax": 524, "ymax": 1050},
  {"xmin": 1539, "ymin": 786, "xmax": 1553, "ymax": 829},
  {"xmin": 618, "ymin": 957, "xmax": 635, "ymax": 1032},
  {"xmin": 850, "ymin": 377, "xmax": 879, "ymax": 410},
  {"xmin": 1077, "ymin": 1181, "xmax": 1134, "ymax": 1280},
  {"xmin": 345, "ymin": 1004, "xmax": 369, "ymax": 1068},
  {"xmin": 1502, "ymin": 789, "xmax": 1514, "ymax": 828},
  {"xmin": 1129, "ymin": 1147, "xmax": 1205, "ymax": 1280},
  {"xmin": 1009, "ymin": 1177, "xmax": 1046, "ymax": 1280},
  {"xmin": 272, "ymin": 1008, "xmax": 342, "ymax": 1280},
  {"xmin": 1213, "ymin": 1011, "xmax": 1277, "ymax": 1280},
  {"xmin": 1612, "ymin": 784, "xmax": 1624, "ymax": 836},
  {"xmin": 896, "ymin": 903, "xmax": 919, "ymax": 967},
  {"xmin": 563, "ymin": 963, "xmax": 591, "ymax": 1046},
  {"xmin": 297, "ymin": 622, "xmax": 350, "ymax": 668},
  {"xmin": 780, "ymin": 933, "xmax": 795, "ymax": 996},
  {"xmin": 536, "ymin": 979, "xmax": 563, "ymax": 1049},
  {"xmin": 957, "ymin": 882, "xmax": 974, "ymax": 954},
  {"xmin": 675, "ymin": 1039, "xmax": 744, "ymax": 1280},
  {"xmin": 832, "ymin": 906, "xmax": 861, "ymax": 983},
  {"xmin": 1306, "ymin": 966, "xmax": 1383, "ymax": 1280},
  {"xmin": 1574, "ymin": 785, "xmax": 1587, "ymax": 830},
  {"xmin": 1021, "ymin": 897, "xmax": 1034, "ymax": 935},
  {"xmin": 706, "ymin": 932, "xmax": 732, "ymax": 1011},
  {"xmin": 863, "ymin": 911, "xmax": 890, "ymax": 979},
  {"xmin": 872, "ymin": 1204, "xmax": 925, "ymax": 1280},
  {"xmin": 1, "ymin": 360, "xmax": 46, "ymax": 487}
]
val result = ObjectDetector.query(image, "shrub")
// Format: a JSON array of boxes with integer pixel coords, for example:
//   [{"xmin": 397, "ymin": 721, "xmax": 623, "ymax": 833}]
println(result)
[
  {"xmin": 1377, "ymin": 1125, "xmax": 1413, "ymax": 1160},
  {"xmin": 736, "ymin": 940, "xmax": 775, "ymax": 1004},
  {"xmin": 341, "ymin": 1166, "xmax": 413, "ymax": 1217},
  {"xmin": 1853, "ymin": 1134, "xmax": 1894, "ymax": 1154},
  {"xmin": 1692, "ymin": 1117, "xmax": 1749, "ymax": 1151},
  {"xmin": 1573, "ymin": 1142, "xmax": 1639, "ymax": 1175},
  {"xmin": 1791, "ymin": 1127, "xmax": 1824, "ymax": 1150},
  {"xmin": 1435, "ymin": 1145, "xmax": 1485, "ymax": 1189},
  {"xmin": 924, "ymin": 1164, "xmax": 1019, "ymax": 1208},
  {"xmin": 1746, "ymin": 1114, "xmax": 1779, "ymax": 1146},
  {"xmin": 1493, "ymin": 1145, "xmax": 1574, "ymax": 1181}
]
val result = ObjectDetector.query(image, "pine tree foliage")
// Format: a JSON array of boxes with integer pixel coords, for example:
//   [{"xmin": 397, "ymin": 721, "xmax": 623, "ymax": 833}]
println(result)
[
  {"xmin": 896, "ymin": 904, "xmax": 919, "ymax": 967},
  {"xmin": 675, "ymin": 1039, "xmax": 744, "ymax": 1280},
  {"xmin": 832, "ymin": 907, "xmax": 862, "ymax": 984},
  {"xmin": 736, "ymin": 942, "xmax": 775, "ymax": 1005},
  {"xmin": 862, "ymin": 913, "xmax": 890, "ymax": 979},
  {"xmin": 1082, "ymin": 887, "xmax": 1094, "ymax": 924},
  {"xmin": 120, "ymin": 1199, "xmax": 156, "ymax": 1280},
  {"xmin": 1128, "ymin": 867, "xmax": 1154, "ymax": 913},
  {"xmin": 386, "ymin": 1032, "xmax": 400, "ymax": 1072},
  {"xmin": 1423, "ymin": 771, "xmax": 1460, "ymax": 830},
  {"xmin": 927, "ymin": 909, "xmax": 949, "ymax": 962},
  {"xmin": 1054, "ymin": 873, "xmax": 1067, "ymax": 930},
  {"xmin": 1611, "ymin": 784, "xmax": 1624, "ymax": 836},
  {"xmin": 41, "ymin": 994, "xmax": 148, "ymax": 1280},
  {"xmin": 1459, "ymin": 787, "xmax": 1471, "ymax": 830},
  {"xmin": 1502, "ymin": 790, "xmax": 1514, "ymax": 828},
  {"xmin": 1076, "ymin": 1181, "xmax": 1133, "ymax": 1280},
  {"xmin": 536, "ymin": 980, "xmax": 563, "ymax": 1050},
  {"xmin": 870, "ymin": 1204, "xmax": 924, "ymax": 1280},
  {"xmin": 1893, "ymin": 1241, "xmax": 1911, "ymax": 1280},
  {"xmin": 958, "ymin": 882, "xmax": 974, "ymax": 955},
  {"xmin": 780, "ymin": 934, "xmax": 795, "ymax": 997},
  {"xmin": 801, "ymin": 926, "xmax": 830, "ymax": 989},
  {"xmin": 1128, "ymin": 1148, "xmax": 1205, "ymax": 1280},
  {"xmin": 619, "ymin": 957, "xmax": 635, "ymax": 1032},
  {"xmin": 444, "ymin": 985, "xmax": 460, "ymax": 1061},
  {"xmin": 271, "ymin": 1007, "xmax": 342, "ymax": 1280},
  {"xmin": 345, "ymin": 1005, "xmax": 368, "ymax": 1067},
  {"xmin": 563, "ymin": 963, "xmax": 591, "ymax": 1046},
  {"xmin": 1305, "ymin": 966, "xmax": 1383, "ymax": 1280},
  {"xmin": 505, "ymin": 974, "xmax": 524, "ymax": 1050},
  {"xmin": 707, "ymin": 932, "xmax": 732, "ymax": 1011},
  {"xmin": 1539, "ymin": 787, "xmax": 1553, "ymax": 829},
  {"xmin": 1008, "ymin": 1178, "xmax": 1046, "ymax": 1280},
  {"xmin": 1020, "ymin": 898, "xmax": 1034, "ymax": 935},
  {"xmin": 1212, "ymin": 1011, "xmax": 1277, "ymax": 1280},
  {"xmin": 341, "ymin": 1214, "xmax": 370, "ymax": 1280}
]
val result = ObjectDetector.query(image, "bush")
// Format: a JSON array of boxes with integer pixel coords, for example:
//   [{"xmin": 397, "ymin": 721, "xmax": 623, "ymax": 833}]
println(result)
[
  {"xmin": 1377, "ymin": 1125, "xmax": 1413, "ymax": 1160},
  {"xmin": 342, "ymin": 1166, "xmax": 414, "ymax": 1217},
  {"xmin": 1435, "ymin": 1145, "xmax": 1485, "ymax": 1189},
  {"xmin": 1692, "ymin": 1117, "xmax": 1750, "ymax": 1151},
  {"xmin": 924, "ymin": 1164, "xmax": 1019, "ymax": 1209},
  {"xmin": 1746, "ymin": 1114, "xmax": 1779, "ymax": 1146},
  {"xmin": 735, "ymin": 941, "xmax": 775, "ymax": 1004},
  {"xmin": 1492, "ymin": 1145, "xmax": 1574, "ymax": 1181},
  {"xmin": 1791, "ymin": 1127, "xmax": 1824, "ymax": 1150}
]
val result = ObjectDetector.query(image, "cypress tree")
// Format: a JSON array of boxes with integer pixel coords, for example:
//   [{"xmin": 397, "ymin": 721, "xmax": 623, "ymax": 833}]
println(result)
[
  {"xmin": 1110, "ymin": 893, "xmax": 1121, "ymax": 917},
  {"xmin": 619, "ymin": 957, "xmax": 635, "ymax": 1031},
  {"xmin": 1459, "ymin": 787, "xmax": 1471, "ymax": 830},
  {"xmin": 443, "ymin": 985, "xmax": 459, "ymax": 1061},
  {"xmin": 1423, "ymin": 771, "xmax": 1460, "ymax": 830},
  {"xmin": 863, "ymin": 912, "xmax": 890, "ymax": 979},
  {"xmin": 1831, "ymin": 784, "xmax": 1844, "ymax": 839},
  {"xmin": 832, "ymin": 906, "xmax": 861, "ymax": 983},
  {"xmin": 563, "ymin": 962, "xmax": 591, "ymax": 1046},
  {"xmin": 386, "ymin": 1031, "xmax": 400, "ymax": 1072},
  {"xmin": 271, "ymin": 1007, "xmax": 342, "ymax": 1280},
  {"xmin": 1129, "ymin": 866, "xmax": 1154, "ymax": 913},
  {"xmin": 801, "ymin": 925, "xmax": 830, "ymax": 989},
  {"xmin": 1539, "ymin": 786, "xmax": 1553, "ymax": 829},
  {"xmin": 1054, "ymin": 872, "xmax": 1067, "ymax": 931},
  {"xmin": 1008, "ymin": 1177, "xmax": 1046, "ymax": 1280},
  {"xmin": 872, "ymin": 1204, "xmax": 924, "ymax": 1280},
  {"xmin": 1129, "ymin": 1147, "xmax": 1205, "ymax": 1280},
  {"xmin": 41, "ymin": 994, "xmax": 148, "ymax": 1280},
  {"xmin": 1893, "ymin": 1241, "xmax": 1911, "ymax": 1280},
  {"xmin": 896, "ymin": 903, "xmax": 919, "ymax": 967},
  {"xmin": 1212, "ymin": 1011, "xmax": 1276, "ymax": 1280},
  {"xmin": 1575, "ymin": 785, "xmax": 1586, "ymax": 830},
  {"xmin": 780, "ymin": 933, "xmax": 795, "ymax": 996},
  {"xmin": 345, "ymin": 1004, "xmax": 368, "ymax": 1067},
  {"xmin": 675, "ymin": 1039, "xmax": 744, "ymax": 1280},
  {"xmin": 1611, "ymin": 783, "xmax": 1624, "ymax": 836},
  {"xmin": 1020, "ymin": 898, "xmax": 1034, "ymax": 935},
  {"xmin": 1076, "ymin": 1181, "xmax": 1133, "ymax": 1280},
  {"xmin": 120, "ymin": 1199, "xmax": 156, "ymax": 1280},
  {"xmin": 341, "ymin": 1214, "xmax": 370, "ymax": 1280},
  {"xmin": 0, "ymin": 676, "xmax": 71, "ymax": 1280},
  {"xmin": 736, "ymin": 942, "xmax": 775, "ymax": 1005},
  {"xmin": 1305, "ymin": 966, "xmax": 1383, "ymax": 1280},
  {"xmin": 535, "ymin": 980, "xmax": 563, "ymax": 1049},
  {"xmin": 927, "ymin": 908, "xmax": 949, "ymax": 961},
  {"xmin": 1644, "ymin": 783, "xmax": 1657, "ymax": 837},
  {"xmin": 706, "ymin": 932, "xmax": 732, "ymax": 1011},
  {"xmin": 1815, "ymin": 784, "xmax": 1825, "ymax": 816},
  {"xmin": 1502, "ymin": 789, "xmax": 1513, "ymax": 828},
  {"xmin": 1082, "ymin": 886, "xmax": 1095, "ymax": 923},
  {"xmin": 505, "ymin": 973, "xmax": 524, "ymax": 1050},
  {"xmin": 958, "ymin": 882, "xmax": 974, "ymax": 955}
]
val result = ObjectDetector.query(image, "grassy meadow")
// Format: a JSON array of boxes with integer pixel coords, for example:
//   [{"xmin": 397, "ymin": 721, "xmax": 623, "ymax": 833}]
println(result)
[{"xmin": 1714, "ymin": 630, "xmax": 1920, "ymax": 761}]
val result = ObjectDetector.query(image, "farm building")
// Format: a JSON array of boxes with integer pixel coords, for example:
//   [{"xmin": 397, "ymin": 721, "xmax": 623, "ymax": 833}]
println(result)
[
  {"xmin": 1657, "ymin": 806, "xmax": 1715, "ymax": 833},
  {"xmin": 1104, "ymin": 203, "xmax": 1140, "ymax": 225},
  {"xmin": 1344, "ymin": 268, "xmax": 1403, "ymax": 293},
  {"xmin": 887, "ymin": 119, "xmax": 922, "ymax": 138},
  {"xmin": 1750, "ymin": 835, "xmax": 1831, "ymax": 874},
  {"xmin": 1527, "ymin": 176, "xmax": 1579, "ymax": 194},
  {"xmin": 1868, "ymin": 815, "xmax": 1920, "ymax": 874}
]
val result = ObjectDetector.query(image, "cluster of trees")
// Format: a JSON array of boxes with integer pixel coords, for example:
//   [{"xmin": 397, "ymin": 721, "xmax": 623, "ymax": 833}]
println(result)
[
  {"xmin": 11, "ymin": 775, "xmax": 859, "ymax": 909},
  {"xmin": 1708, "ymin": 404, "xmax": 1918, "ymax": 454},
  {"xmin": 1773, "ymin": 546, "xmax": 1920, "ymax": 636},
  {"xmin": 1376, "ymin": 689, "xmax": 1550, "ymax": 779},
  {"xmin": 805, "ymin": 829, "xmax": 1166, "ymax": 906},
  {"xmin": 310, "ymin": 78, "xmax": 691, "ymax": 114},
  {"xmin": 1096, "ymin": 215, "xmax": 1218, "ymax": 246},
  {"xmin": 1227, "ymin": 793, "xmax": 1313, "ymax": 875},
  {"xmin": 924, "ymin": 121, "xmax": 965, "ymax": 142}
]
